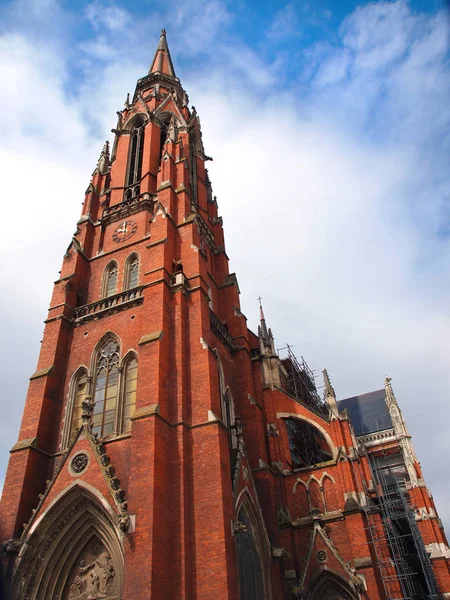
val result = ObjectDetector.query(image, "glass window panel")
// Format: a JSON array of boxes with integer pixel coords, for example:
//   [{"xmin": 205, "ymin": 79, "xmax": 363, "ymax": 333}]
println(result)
[
  {"xmin": 103, "ymin": 422, "xmax": 114, "ymax": 436},
  {"xmin": 106, "ymin": 266, "xmax": 117, "ymax": 297},
  {"xmin": 122, "ymin": 358, "xmax": 137, "ymax": 433},
  {"xmin": 125, "ymin": 380, "xmax": 137, "ymax": 392},
  {"xmin": 92, "ymin": 413, "xmax": 102, "ymax": 426},
  {"xmin": 92, "ymin": 425, "xmax": 101, "ymax": 437},
  {"xmin": 105, "ymin": 383, "xmax": 118, "ymax": 398},
  {"xmin": 103, "ymin": 409, "xmax": 115, "ymax": 423},
  {"xmin": 108, "ymin": 371, "xmax": 119, "ymax": 384},
  {"xmin": 124, "ymin": 405, "xmax": 134, "ymax": 417},
  {"xmin": 105, "ymin": 397, "xmax": 117, "ymax": 411},
  {"xmin": 93, "ymin": 401, "xmax": 104, "ymax": 415},
  {"xmin": 128, "ymin": 259, "xmax": 139, "ymax": 288}
]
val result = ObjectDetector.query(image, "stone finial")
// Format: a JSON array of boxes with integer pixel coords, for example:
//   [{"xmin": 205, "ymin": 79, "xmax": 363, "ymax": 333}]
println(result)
[
  {"xmin": 323, "ymin": 368, "xmax": 339, "ymax": 419},
  {"xmin": 323, "ymin": 368, "xmax": 336, "ymax": 399},
  {"xmin": 384, "ymin": 376, "xmax": 397, "ymax": 407},
  {"xmin": 97, "ymin": 141, "xmax": 110, "ymax": 175}
]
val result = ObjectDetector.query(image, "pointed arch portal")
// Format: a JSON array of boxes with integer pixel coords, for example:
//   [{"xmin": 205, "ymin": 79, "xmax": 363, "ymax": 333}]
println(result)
[
  {"xmin": 309, "ymin": 573, "xmax": 359, "ymax": 600},
  {"xmin": 14, "ymin": 485, "xmax": 123, "ymax": 600}
]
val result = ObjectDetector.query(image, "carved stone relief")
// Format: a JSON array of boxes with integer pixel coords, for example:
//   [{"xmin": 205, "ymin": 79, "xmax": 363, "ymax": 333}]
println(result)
[{"xmin": 66, "ymin": 538, "xmax": 117, "ymax": 600}]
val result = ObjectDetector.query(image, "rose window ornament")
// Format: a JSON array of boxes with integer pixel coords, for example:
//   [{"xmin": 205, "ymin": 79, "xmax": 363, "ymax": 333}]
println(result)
[{"xmin": 71, "ymin": 452, "xmax": 89, "ymax": 474}]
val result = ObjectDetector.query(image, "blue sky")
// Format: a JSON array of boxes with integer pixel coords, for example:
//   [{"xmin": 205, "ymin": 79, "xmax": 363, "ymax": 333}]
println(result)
[{"xmin": 0, "ymin": 0, "xmax": 450, "ymax": 533}]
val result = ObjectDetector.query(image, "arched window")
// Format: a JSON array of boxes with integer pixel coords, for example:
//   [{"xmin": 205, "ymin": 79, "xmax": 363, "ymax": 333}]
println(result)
[
  {"xmin": 126, "ymin": 117, "xmax": 145, "ymax": 188},
  {"xmin": 222, "ymin": 388, "xmax": 237, "ymax": 449},
  {"xmin": 102, "ymin": 262, "xmax": 118, "ymax": 298},
  {"xmin": 122, "ymin": 356, "xmax": 137, "ymax": 433},
  {"xmin": 71, "ymin": 371, "xmax": 88, "ymax": 436},
  {"xmin": 159, "ymin": 121, "xmax": 168, "ymax": 162},
  {"xmin": 124, "ymin": 254, "xmax": 139, "ymax": 289},
  {"xmin": 92, "ymin": 339, "xmax": 120, "ymax": 438},
  {"xmin": 285, "ymin": 418, "xmax": 332, "ymax": 469},
  {"xmin": 236, "ymin": 505, "xmax": 265, "ymax": 600}
]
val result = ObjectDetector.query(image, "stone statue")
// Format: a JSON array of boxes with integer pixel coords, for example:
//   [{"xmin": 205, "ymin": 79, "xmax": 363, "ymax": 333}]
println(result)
[{"xmin": 68, "ymin": 559, "xmax": 95, "ymax": 599}]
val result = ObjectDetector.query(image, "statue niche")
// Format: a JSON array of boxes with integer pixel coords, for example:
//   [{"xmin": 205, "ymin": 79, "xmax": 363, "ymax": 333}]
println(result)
[{"xmin": 65, "ymin": 537, "xmax": 117, "ymax": 600}]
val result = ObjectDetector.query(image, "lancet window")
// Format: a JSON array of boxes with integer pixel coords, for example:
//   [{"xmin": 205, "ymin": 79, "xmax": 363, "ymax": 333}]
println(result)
[
  {"xmin": 126, "ymin": 117, "xmax": 145, "ymax": 190},
  {"xmin": 124, "ymin": 254, "xmax": 139, "ymax": 289},
  {"xmin": 122, "ymin": 356, "xmax": 137, "ymax": 433},
  {"xmin": 92, "ymin": 340, "xmax": 120, "ymax": 438},
  {"xmin": 102, "ymin": 262, "xmax": 118, "ymax": 297},
  {"xmin": 70, "ymin": 370, "xmax": 88, "ymax": 437},
  {"xmin": 236, "ymin": 505, "xmax": 265, "ymax": 600}
]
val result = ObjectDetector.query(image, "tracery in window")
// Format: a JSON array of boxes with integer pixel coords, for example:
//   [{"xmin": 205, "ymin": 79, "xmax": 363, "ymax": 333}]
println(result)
[
  {"xmin": 92, "ymin": 340, "xmax": 120, "ymax": 438},
  {"xmin": 286, "ymin": 418, "xmax": 332, "ymax": 469},
  {"xmin": 122, "ymin": 357, "xmax": 137, "ymax": 433},
  {"xmin": 103, "ymin": 262, "xmax": 118, "ymax": 298},
  {"xmin": 71, "ymin": 370, "xmax": 88, "ymax": 437},
  {"xmin": 124, "ymin": 254, "xmax": 139, "ymax": 289}
]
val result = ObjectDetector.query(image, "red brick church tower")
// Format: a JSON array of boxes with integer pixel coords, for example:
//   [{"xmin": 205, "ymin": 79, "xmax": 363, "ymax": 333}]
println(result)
[{"xmin": 1, "ymin": 31, "xmax": 449, "ymax": 600}]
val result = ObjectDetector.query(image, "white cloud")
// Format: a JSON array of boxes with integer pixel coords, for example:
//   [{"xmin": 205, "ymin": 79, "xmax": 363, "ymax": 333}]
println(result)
[
  {"xmin": 85, "ymin": 0, "xmax": 131, "ymax": 32},
  {"xmin": 267, "ymin": 3, "xmax": 300, "ymax": 41}
]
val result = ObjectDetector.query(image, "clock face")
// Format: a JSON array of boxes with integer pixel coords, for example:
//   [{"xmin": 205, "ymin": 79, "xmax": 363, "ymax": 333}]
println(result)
[{"xmin": 112, "ymin": 220, "xmax": 137, "ymax": 243}]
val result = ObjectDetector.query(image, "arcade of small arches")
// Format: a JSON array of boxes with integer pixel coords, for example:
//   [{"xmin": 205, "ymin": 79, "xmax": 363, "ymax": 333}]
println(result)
[{"xmin": 62, "ymin": 334, "xmax": 137, "ymax": 448}]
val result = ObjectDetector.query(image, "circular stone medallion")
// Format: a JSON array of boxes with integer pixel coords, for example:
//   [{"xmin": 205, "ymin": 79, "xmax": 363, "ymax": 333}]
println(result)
[{"xmin": 71, "ymin": 452, "xmax": 89, "ymax": 474}]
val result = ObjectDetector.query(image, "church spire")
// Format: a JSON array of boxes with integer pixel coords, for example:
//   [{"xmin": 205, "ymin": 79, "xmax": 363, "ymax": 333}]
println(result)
[{"xmin": 149, "ymin": 28, "xmax": 176, "ymax": 77}]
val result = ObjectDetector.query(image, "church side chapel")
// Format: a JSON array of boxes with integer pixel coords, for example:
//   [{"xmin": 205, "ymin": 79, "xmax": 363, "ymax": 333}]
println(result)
[{"xmin": 0, "ymin": 30, "xmax": 449, "ymax": 600}]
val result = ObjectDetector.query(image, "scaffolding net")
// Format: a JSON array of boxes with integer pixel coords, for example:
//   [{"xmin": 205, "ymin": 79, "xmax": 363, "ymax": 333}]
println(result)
[
  {"xmin": 363, "ymin": 448, "xmax": 442, "ymax": 600},
  {"xmin": 278, "ymin": 344, "xmax": 328, "ymax": 419}
]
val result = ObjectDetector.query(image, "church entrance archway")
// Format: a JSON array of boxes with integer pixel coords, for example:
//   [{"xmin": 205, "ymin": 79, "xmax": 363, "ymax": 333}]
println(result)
[
  {"xmin": 13, "ymin": 484, "xmax": 123, "ymax": 600},
  {"xmin": 309, "ymin": 573, "xmax": 359, "ymax": 600}
]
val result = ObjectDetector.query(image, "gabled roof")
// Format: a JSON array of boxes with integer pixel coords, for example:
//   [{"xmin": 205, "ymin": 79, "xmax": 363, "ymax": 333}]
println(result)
[{"xmin": 337, "ymin": 389, "xmax": 392, "ymax": 436}]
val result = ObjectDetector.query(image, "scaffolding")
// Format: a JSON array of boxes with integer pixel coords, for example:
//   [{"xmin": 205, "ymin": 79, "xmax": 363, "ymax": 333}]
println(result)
[
  {"xmin": 278, "ymin": 344, "xmax": 328, "ymax": 419},
  {"xmin": 363, "ymin": 448, "xmax": 442, "ymax": 600}
]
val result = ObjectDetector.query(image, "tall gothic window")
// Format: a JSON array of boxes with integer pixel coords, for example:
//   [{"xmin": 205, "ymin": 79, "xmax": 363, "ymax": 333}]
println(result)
[
  {"xmin": 92, "ymin": 340, "xmax": 120, "ymax": 438},
  {"xmin": 124, "ymin": 254, "xmax": 139, "ymax": 289},
  {"xmin": 103, "ymin": 262, "xmax": 118, "ymax": 297},
  {"xmin": 126, "ymin": 117, "xmax": 145, "ymax": 188},
  {"xmin": 70, "ymin": 370, "xmax": 88, "ymax": 437},
  {"xmin": 122, "ymin": 357, "xmax": 137, "ymax": 433},
  {"xmin": 159, "ymin": 121, "xmax": 168, "ymax": 163},
  {"xmin": 236, "ymin": 506, "xmax": 265, "ymax": 600}
]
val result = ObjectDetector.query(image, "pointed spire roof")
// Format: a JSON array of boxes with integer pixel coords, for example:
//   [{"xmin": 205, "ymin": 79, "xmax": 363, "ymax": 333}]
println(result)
[
  {"xmin": 258, "ymin": 296, "xmax": 269, "ymax": 341},
  {"xmin": 149, "ymin": 28, "xmax": 176, "ymax": 77}
]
